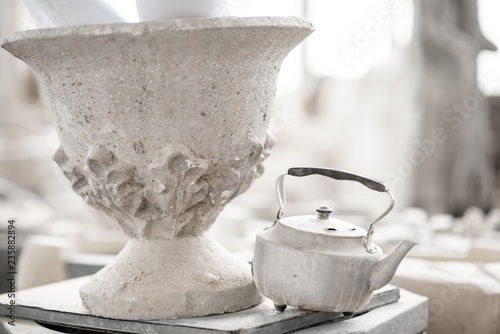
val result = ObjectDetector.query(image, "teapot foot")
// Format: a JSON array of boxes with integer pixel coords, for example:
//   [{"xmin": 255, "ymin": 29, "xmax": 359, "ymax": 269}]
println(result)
[
  {"xmin": 274, "ymin": 303, "xmax": 287, "ymax": 312},
  {"xmin": 343, "ymin": 312, "xmax": 355, "ymax": 318}
]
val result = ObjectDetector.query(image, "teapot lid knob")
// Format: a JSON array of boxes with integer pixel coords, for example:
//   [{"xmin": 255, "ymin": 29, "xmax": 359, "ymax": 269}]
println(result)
[{"xmin": 316, "ymin": 206, "xmax": 333, "ymax": 219}]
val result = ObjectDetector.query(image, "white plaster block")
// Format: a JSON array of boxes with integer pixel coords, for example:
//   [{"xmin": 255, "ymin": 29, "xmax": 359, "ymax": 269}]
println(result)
[{"xmin": 392, "ymin": 258, "xmax": 500, "ymax": 334}]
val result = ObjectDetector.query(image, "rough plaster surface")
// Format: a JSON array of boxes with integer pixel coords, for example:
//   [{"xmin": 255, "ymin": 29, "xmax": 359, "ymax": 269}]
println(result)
[
  {"xmin": 1, "ymin": 17, "xmax": 314, "ymax": 319},
  {"xmin": 80, "ymin": 234, "xmax": 261, "ymax": 320}
]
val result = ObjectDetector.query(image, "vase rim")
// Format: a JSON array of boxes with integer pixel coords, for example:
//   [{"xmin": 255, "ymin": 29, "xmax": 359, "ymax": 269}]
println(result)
[{"xmin": 1, "ymin": 16, "xmax": 314, "ymax": 47}]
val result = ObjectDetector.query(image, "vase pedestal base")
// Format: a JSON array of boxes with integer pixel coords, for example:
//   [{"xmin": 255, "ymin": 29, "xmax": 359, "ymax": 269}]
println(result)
[{"xmin": 79, "ymin": 234, "xmax": 261, "ymax": 320}]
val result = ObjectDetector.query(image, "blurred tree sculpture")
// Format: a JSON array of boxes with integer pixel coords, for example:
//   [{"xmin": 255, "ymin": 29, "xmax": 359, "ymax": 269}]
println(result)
[{"xmin": 412, "ymin": 0, "xmax": 497, "ymax": 215}]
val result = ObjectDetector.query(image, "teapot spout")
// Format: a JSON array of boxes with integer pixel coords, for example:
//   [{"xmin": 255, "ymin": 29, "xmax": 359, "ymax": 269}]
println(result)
[{"xmin": 368, "ymin": 240, "xmax": 417, "ymax": 291}]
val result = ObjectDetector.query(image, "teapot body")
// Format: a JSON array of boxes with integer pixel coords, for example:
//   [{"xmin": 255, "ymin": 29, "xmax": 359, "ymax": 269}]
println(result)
[
  {"xmin": 253, "ymin": 217, "xmax": 383, "ymax": 312},
  {"xmin": 252, "ymin": 168, "xmax": 414, "ymax": 313}
]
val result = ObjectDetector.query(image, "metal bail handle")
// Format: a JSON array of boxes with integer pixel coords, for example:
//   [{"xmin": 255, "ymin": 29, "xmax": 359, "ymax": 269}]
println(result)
[{"xmin": 275, "ymin": 167, "xmax": 396, "ymax": 253}]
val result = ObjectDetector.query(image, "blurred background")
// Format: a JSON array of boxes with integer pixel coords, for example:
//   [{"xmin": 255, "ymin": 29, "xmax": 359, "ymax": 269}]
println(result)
[{"xmin": 1, "ymin": 1, "xmax": 500, "ymax": 331}]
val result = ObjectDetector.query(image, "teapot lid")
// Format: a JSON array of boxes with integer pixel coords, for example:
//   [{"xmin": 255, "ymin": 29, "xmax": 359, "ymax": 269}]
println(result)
[{"xmin": 279, "ymin": 206, "xmax": 367, "ymax": 238}]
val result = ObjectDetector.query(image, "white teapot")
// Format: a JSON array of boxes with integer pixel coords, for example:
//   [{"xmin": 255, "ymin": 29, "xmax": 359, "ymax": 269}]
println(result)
[{"xmin": 253, "ymin": 167, "xmax": 416, "ymax": 313}]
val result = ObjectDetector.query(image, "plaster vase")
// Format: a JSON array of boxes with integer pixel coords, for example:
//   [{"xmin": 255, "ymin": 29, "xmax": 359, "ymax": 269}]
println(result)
[{"xmin": 1, "ymin": 17, "xmax": 314, "ymax": 320}]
